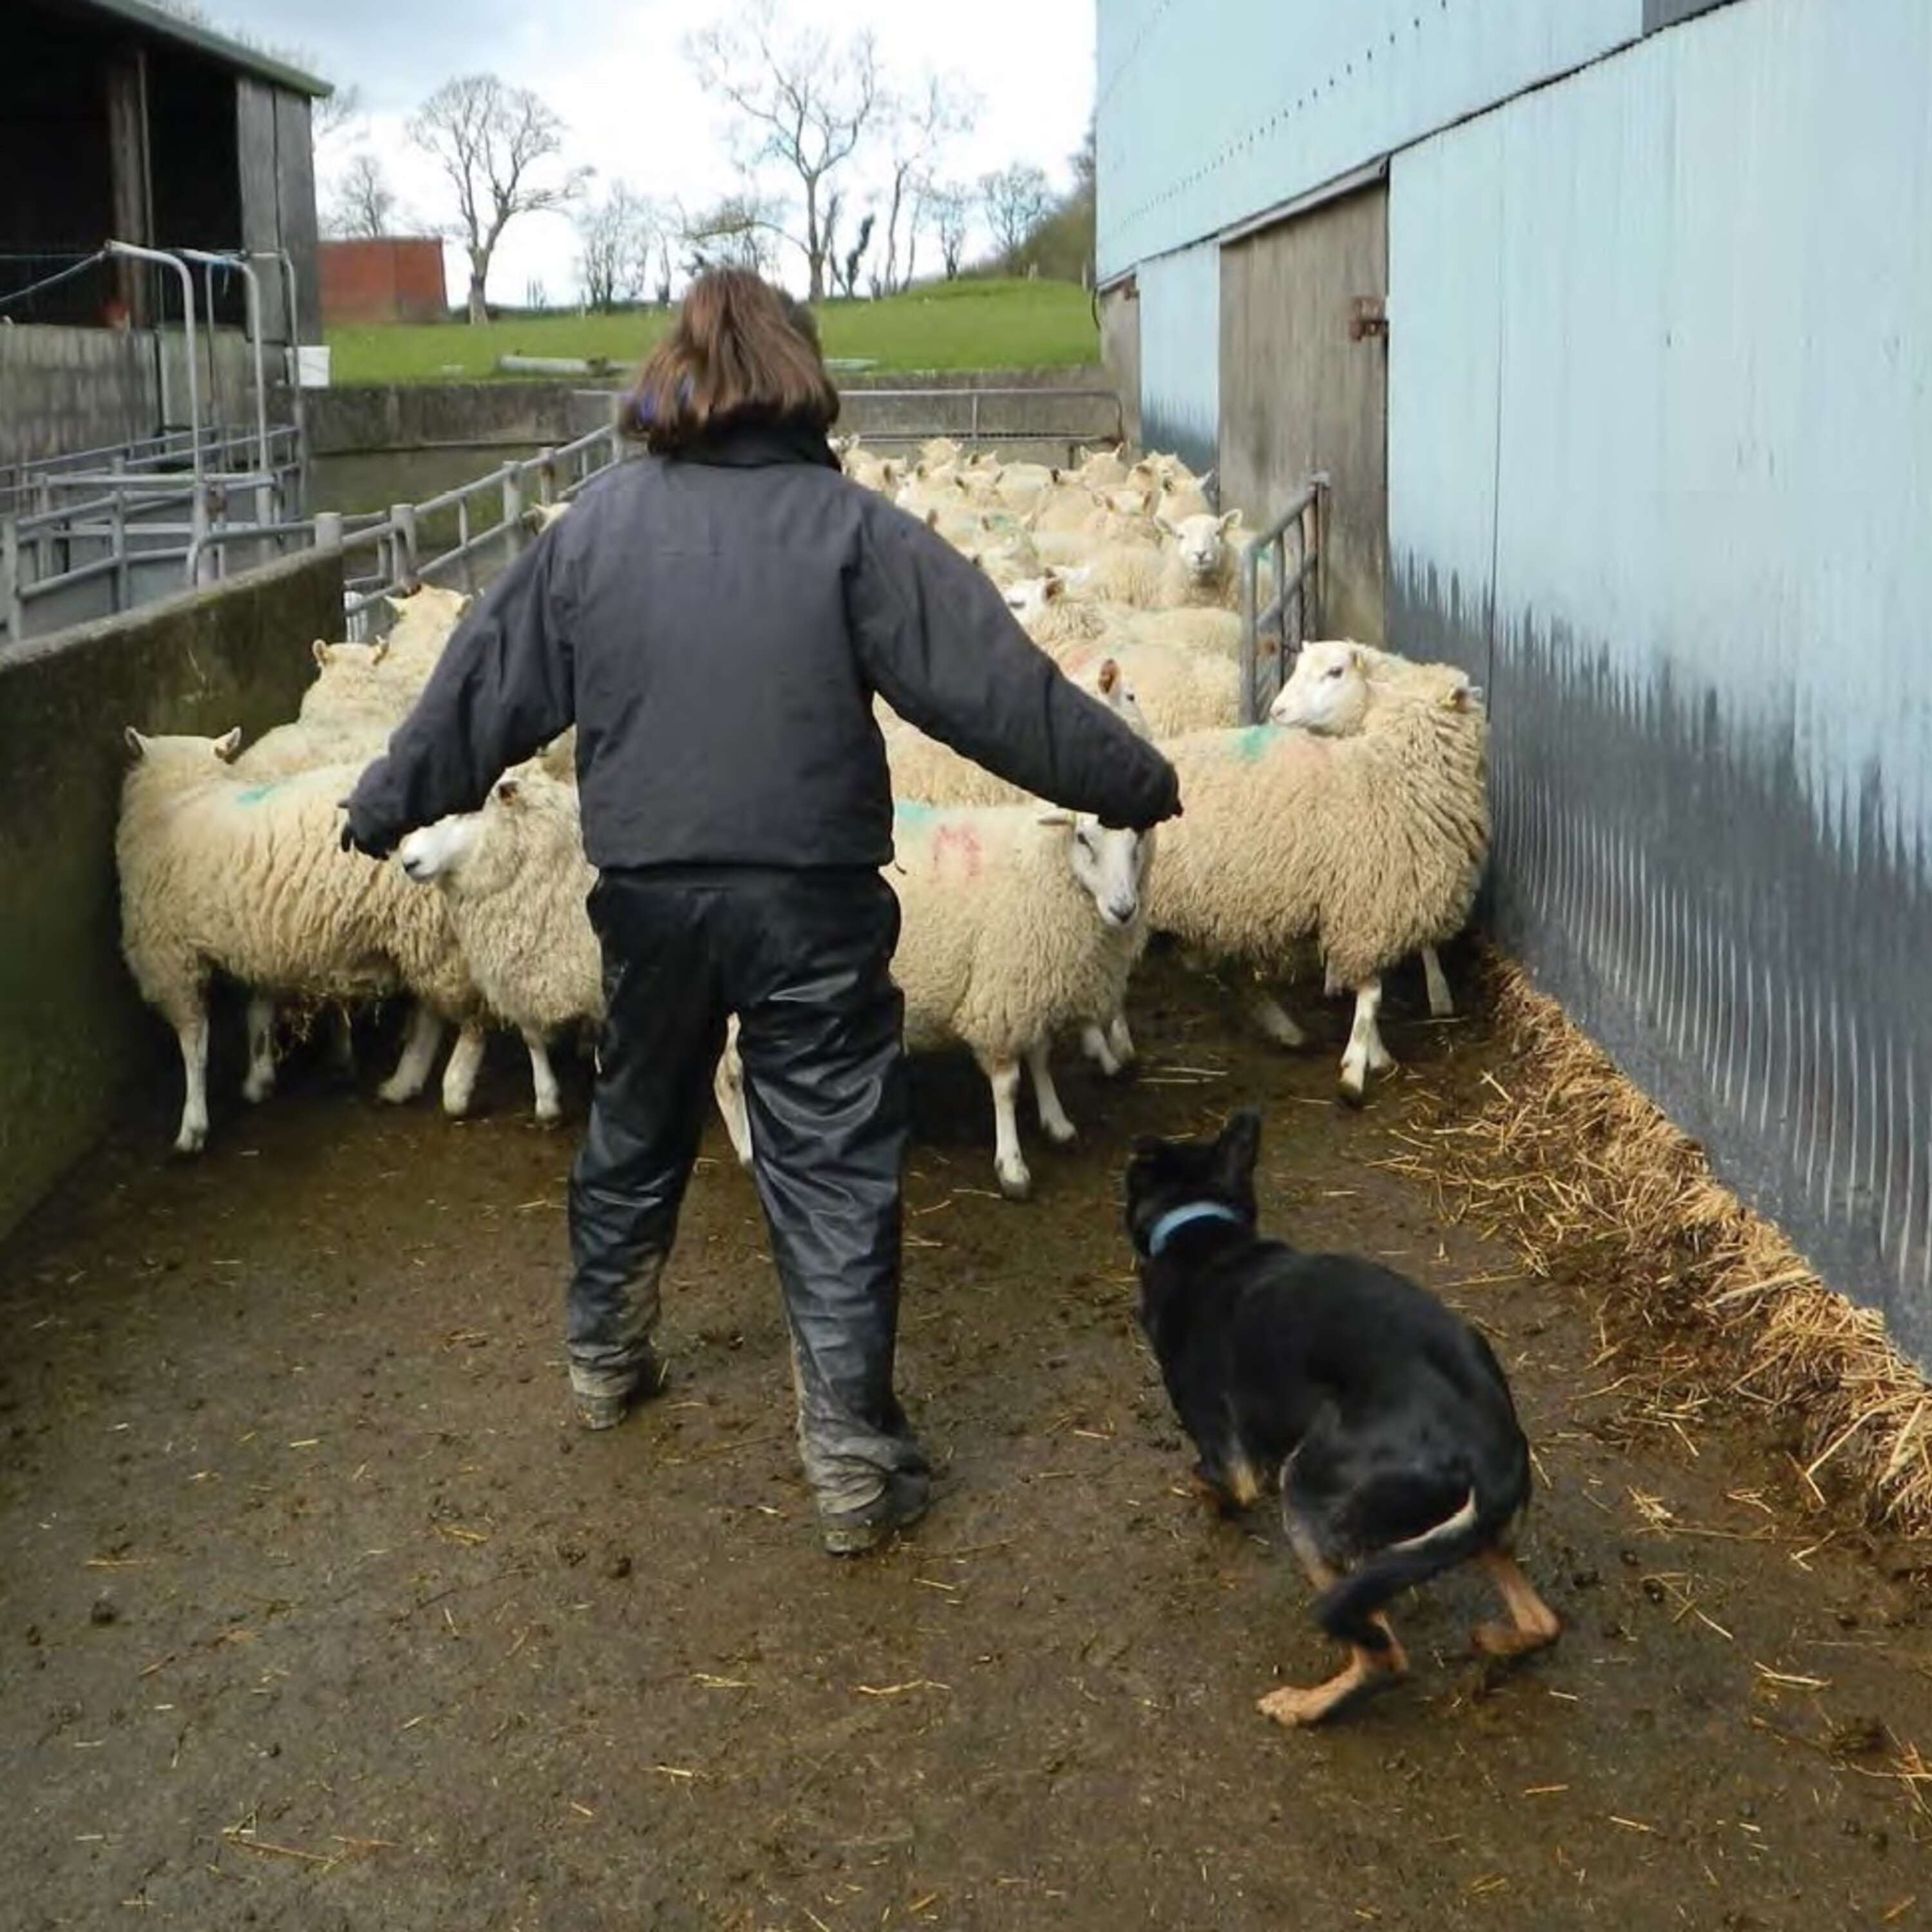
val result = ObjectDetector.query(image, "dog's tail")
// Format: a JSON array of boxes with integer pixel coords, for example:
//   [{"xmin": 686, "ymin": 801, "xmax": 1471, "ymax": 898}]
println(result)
[{"xmin": 1313, "ymin": 1489, "xmax": 1492, "ymax": 1651}]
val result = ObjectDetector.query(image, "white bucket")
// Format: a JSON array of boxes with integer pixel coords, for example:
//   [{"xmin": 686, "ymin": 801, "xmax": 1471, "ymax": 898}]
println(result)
[{"xmin": 296, "ymin": 345, "xmax": 332, "ymax": 389}]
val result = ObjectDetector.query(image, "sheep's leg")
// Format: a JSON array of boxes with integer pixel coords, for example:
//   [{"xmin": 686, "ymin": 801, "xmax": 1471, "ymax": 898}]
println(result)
[
  {"xmin": 1421, "ymin": 945, "xmax": 1454, "ymax": 1019},
  {"xmin": 524, "ymin": 1029, "xmax": 561, "ymax": 1125},
  {"xmin": 1080, "ymin": 1021, "xmax": 1122, "ymax": 1077},
  {"xmin": 988, "ymin": 1059, "xmax": 1031, "ymax": 1201},
  {"xmin": 712, "ymin": 1030, "xmax": 753, "ymax": 1167},
  {"xmin": 242, "ymin": 992, "xmax": 277, "ymax": 1104},
  {"xmin": 1365, "ymin": 1006, "xmax": 1396, "ymax": 1074},
  {"xmin": 1338, "ymin": 978, "xmax": 1385, "ymax": 1105},
  {"xmin": 377, "ymin": 1002, "xmax": 444, "ymax": 1106},
  {"xmin": 1106, "ymin": 1012, "xmax": 1137, "ymax": 1067},
  {"xmin": 172, "ymin": 1005, "xmax": 211, "ymax": 1155},
  {"xmin": 1025, "ymin": 1038, "xmax": 1077, "ymax": 1146},
  {"xmin": 440, "ymin": 1022, "xmax": 487, "ymax": 1117},
  {"xmin": 328, "ymin": 1003, "xmax": 357, "ymax": 1079},
  {"xmin": 1251, "ymin": 991, "xmax": 1307, "ymax": 1048}
]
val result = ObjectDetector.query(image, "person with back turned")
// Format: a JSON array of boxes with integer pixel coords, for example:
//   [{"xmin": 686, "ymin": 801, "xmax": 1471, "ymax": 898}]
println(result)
[{"xmin": 343, "ymin": 271, "xmax": 1181, "ymax": 1554}]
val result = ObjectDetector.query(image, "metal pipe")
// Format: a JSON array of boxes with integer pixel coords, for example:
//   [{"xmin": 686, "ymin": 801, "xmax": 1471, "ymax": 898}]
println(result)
[
  {"xmin": 180, "ymin": 251, "xmax": 270, "ymax": 481},
  {"xmin": 106, "ymin": 241, "xmax": 203, "ymax": 510},
  {"xmin": 245, "ymin": 249, "xmax": 299, "ymax": 373}
]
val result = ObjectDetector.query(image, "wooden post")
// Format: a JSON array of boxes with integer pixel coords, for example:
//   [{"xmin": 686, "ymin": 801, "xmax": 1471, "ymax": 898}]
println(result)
[{"xmin": 105, "ymin": 48, "xmax": 153, "ymax": 325}]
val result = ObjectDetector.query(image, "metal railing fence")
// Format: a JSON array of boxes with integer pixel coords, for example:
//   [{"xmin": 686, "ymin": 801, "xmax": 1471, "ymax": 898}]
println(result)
[{"xmin": 1238, "ymin": 473, "xmax": 1330, "ymax": 724}]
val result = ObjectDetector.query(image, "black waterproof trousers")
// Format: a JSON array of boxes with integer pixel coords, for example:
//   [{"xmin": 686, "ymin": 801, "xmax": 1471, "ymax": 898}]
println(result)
[{"xmin": 566, "ymin": 866, "xmax": 927, "ymax": 1518}]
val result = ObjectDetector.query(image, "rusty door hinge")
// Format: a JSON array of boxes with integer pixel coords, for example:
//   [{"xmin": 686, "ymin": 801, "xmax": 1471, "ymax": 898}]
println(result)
[{"xmin": 1349, "ymin": 295, "xmax": 1388, "ymax": 342}]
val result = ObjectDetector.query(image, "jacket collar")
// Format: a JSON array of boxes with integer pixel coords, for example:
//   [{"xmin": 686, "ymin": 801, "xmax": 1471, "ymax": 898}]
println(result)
[{"xmin": 670, "ymin": 417, "xmax": 841, "ymax": 471}]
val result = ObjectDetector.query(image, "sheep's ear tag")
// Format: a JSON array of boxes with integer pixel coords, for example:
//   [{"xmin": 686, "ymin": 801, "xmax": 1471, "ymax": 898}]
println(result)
[
  {"xmin": 214, "ymin": 727, "xmax": 243, "ymax": 762},
  {"xmin": 123, "ymin": 725, "xmax": 146, "ymax": 758}
]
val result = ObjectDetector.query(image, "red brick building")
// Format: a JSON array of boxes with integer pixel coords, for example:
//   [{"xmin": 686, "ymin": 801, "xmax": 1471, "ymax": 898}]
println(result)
[{"xmin": 319, "ymin": 238, "xmax": 448, "ymax": 325}]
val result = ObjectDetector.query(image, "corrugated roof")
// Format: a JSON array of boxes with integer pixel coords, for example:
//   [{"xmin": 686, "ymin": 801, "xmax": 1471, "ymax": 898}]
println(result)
[{"xmin": 57, "ymin": 0, "xmax": 334, "ymax": 99}]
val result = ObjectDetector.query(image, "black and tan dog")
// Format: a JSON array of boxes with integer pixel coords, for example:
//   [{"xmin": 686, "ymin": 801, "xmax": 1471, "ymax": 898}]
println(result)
[{"xmin": 1126, "ymin": 1108, "xmax": 1560, "ymax": 1725}]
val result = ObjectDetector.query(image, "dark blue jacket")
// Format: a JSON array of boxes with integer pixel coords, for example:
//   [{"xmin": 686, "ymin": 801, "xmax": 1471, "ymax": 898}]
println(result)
[{"xmin": 345, "ymin": 421, "xmax": 1179, "ymax": 866}]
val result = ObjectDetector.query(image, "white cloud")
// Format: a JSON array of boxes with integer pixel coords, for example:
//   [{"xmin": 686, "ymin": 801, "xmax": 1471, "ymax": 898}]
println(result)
[{"xmin": 229, "ymin": 0, "xmax": 1095, "ymax": 305}]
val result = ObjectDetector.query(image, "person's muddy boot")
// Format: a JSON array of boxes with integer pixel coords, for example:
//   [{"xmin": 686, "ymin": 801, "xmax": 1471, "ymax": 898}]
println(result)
[
  {"xmin": 819, "ymin": 1468, "xmax": 930, "ymax": 1556},
  {"xmin": 571, "ymin": 1348, "xmax": 669, "ymax": 1431}
]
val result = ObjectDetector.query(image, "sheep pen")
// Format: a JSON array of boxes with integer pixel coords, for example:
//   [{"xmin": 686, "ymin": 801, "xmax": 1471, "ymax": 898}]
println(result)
[{"xmin": 23, "ymin": 431, "xmax": 1929, "ymax": 1928}]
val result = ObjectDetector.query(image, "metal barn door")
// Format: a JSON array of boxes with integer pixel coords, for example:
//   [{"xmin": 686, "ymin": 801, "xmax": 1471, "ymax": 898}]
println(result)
[{"xmin": 1219, "ymin": 183, "xmax": 1388, "ymax": 646}]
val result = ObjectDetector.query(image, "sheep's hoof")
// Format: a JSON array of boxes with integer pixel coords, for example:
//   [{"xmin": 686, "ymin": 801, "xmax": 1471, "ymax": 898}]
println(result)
[
  {"xmin": 441, "ymin": 1094, "xmax": 474, "ymax": 1121},
  {"xmin": 996, "ymin": 1162, "xmax": 1033, "ymax": 1202},
  {"xmin": 242, "ymin": 1070, "xmax": 275, "ymax": 1104},
  {"xmin": 173, "ymin": 1123, "xmax": 207, "ymax": 1156},
  {"xmin": 1043, "ymin": 1117, "xmax": 1078, "ymax": 1148},
  {"xmin": 534, "ymin": 1101, "xmax": 563, "ymax": 1128},
  {"xmin": 1336, "ymin": 1077, "xmax": 1367, "ymax": 1110}
]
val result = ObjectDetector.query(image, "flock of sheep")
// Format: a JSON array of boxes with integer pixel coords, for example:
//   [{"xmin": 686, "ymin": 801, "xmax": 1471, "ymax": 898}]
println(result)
[{"xmin": 115, "ymin": 439, "xmax": 1490, "ymax": 1198}]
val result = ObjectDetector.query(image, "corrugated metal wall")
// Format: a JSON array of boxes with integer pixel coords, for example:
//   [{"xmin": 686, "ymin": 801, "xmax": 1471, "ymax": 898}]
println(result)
[
  {"xmin": 1388, "ymin": 0, "xmax": 1932, "ymax": 1359},
  {"xmin": 1096, "ymin": 0, "xmax": 1641, "ymax": 282},
  {"xmin": 1136, "ymin": 243, "xmax": 1220, "ymax": 474}
]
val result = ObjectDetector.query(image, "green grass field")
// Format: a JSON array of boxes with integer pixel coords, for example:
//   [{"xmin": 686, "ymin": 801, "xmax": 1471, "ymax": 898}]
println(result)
[{"xmin": 327, "ymin": 278, "xmax": 1099, "ymax": 384}]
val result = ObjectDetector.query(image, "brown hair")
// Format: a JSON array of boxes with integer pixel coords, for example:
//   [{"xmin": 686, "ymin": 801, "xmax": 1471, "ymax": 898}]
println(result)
[{"xmin": 628, "ymin": 270, "xmax": 839, "ymax": 453}]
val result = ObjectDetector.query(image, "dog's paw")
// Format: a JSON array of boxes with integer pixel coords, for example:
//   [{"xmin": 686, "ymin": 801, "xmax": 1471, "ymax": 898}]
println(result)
[{"xmin": 1257, "ymin": 1684, "xmax": 1334, "ymax": 1728}]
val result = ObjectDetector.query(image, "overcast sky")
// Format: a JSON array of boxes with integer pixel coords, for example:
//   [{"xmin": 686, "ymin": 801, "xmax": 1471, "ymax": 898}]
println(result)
[{"xmin": 215, "ymin": 0, "xmax": 1095, "ymax": 307}]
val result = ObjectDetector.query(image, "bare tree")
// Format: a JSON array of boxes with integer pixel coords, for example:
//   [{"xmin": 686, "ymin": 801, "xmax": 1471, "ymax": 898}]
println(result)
[
  {"xmin": 928, "ymin": 182, "xmax": 972, "ymax": 280},
  {"xmin": 676, "ymin": 193, "xmax": 782, "ymax": 279},
  {"xmin": 980, "ymin": 164, "xmax": 1053, "ymax": 273},
  {"xmin": 410, "ymin": 74, "xmax": 591, "ymax": 323},
  {"xmin": 841, "ymin": 211, "xmax": 875, "ymax": 299},
  {"xmin": 323, "ymin": 151, "xmax": 396, "ymax": 240},
  {"xmin": 685, "ymin": 1, "xmax": 882, "ymax": 301},
  {"xmin": 576, "ymin": 185, "xmax": 666, "ymax": 310},
  {"xmin": 880, "ymin": 74, "xmax": 977, "ymax": 294}
]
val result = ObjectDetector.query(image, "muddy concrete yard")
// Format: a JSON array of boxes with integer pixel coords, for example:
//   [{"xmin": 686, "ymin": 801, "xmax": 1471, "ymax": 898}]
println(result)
[{"xmin": 3, "ymin": 954, "xmax": 1929, "ymax": 1931}]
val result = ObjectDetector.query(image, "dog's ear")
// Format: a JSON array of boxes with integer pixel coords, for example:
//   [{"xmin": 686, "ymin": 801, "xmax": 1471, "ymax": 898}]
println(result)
[
  {"xmin": 1130, "ymin": 1134, "xmax": 1168, "ymax": 1161},
  {"xmin": 1212, "ymin": 1108, "xmax": 1263, "ymax": 1190}
]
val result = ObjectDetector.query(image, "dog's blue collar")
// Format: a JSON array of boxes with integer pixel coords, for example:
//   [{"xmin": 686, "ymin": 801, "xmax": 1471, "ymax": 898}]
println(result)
[{"xmin": 1145, "ymin": 1201, "xmax": 1247, "ymax": 1258}]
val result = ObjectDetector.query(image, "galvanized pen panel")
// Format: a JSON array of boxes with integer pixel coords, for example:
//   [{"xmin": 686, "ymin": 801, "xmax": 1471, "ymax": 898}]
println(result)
[{"xmin": 1387, "ymin": 0, "xmax": 1932, "ymax": 1358}]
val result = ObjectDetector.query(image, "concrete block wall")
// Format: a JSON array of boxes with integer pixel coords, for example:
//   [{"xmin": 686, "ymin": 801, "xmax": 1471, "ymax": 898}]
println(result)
[
  {"xmin": 0, "ymin": 549, "xmax": 343, "ymax": 1244},
  {"xmin": 1, "ymin": 324, "xmax": 265, "ymax": 470}
]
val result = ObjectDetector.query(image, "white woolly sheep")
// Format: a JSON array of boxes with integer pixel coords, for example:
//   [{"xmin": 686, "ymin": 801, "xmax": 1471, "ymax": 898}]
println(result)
[
  {"xmin": 1268, "ymin": 638, "xmax": 1488, "ymax": 1019},
  {"xmin": 1141, "ymin": 678, "xmax": 1489, "ymax": 1101},
  {"xmin": 399, "ymin": 770, "xmax": 797, "ymax": 1149},
  {"xmin": 890, "ymin": 802, "xmax": 1154, "ymax": 1196},
  {"xmin": 1064, "ymin": 511, "xmax": 1245, "ymax": 611},
  {"xmin": 117, "ymin": 733, "xmax": 491, "ymax": 1153},
  {"xmin": 1054, "ymin": 637, "xmax": 1242, "ymax": 739},
  {"xmin": 714, "ymin": 804, "xmax": 1155, "ymax": 1199}
]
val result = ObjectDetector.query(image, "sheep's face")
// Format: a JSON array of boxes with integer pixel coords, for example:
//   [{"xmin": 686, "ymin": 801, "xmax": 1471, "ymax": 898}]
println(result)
[
  {"xmin": 397, "ymin": 811, "xmax": 482, "ymax": 889},
  {"xmin": 1270, "ymin": 640, "xmax": 1372, "ymax": 735},
  {"xmin": 1001, "ymin": 572, "xmax": 1064, "ymax": 620},
  {"xmin": 1085, "ymin": 656, "xmax": 1153, "ymax": 741},
  {"xmin": 1168, "ymin": 511, "xmax": 1242, "ymax": 582},
  {"xmin": 1049, "ymin": 814, "xmax": 1151, "ymax": 931}
]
